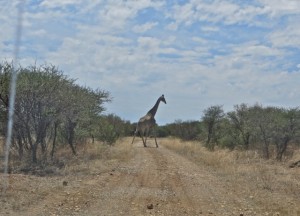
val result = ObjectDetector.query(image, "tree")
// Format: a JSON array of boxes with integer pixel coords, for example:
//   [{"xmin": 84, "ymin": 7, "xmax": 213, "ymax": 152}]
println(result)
[
  {"xmin": 227, "ymin": 104, "xmax": 253, "ymax": 149},
  {"xmin": 217, "ymin": 117, "xmax": 240, "ymax": 150},
  {"xmin": 202, "ymin": 105, "xmax": 224, "ymax": 150},
  {"xmin": 273, "ymin": 108, "xmax": 300, "ymax": 161},
  {"xmin": 0, "ymin": 62, "xmax": 111, "ymax": 164},
  {"xmin": 13, "ymin": 64, "xmax": 73, "ymax": 162},
  {"xmin": 96, "ymin": 114, "xmax": 131, "ymax": 145},
  {"xmin": 160, "ymin": 120, "xmax": 202, "ymax": 140},
  {"xmin": 0, "ymin": 62, "xmax": 12, "ymax": 136},
  {"xmin": 248, "ymin": 105, "xmax": 273, "ymax": 159},
  {"xmin": 59, "ymin": 84, "xmax": 110, "ymax": 155}
]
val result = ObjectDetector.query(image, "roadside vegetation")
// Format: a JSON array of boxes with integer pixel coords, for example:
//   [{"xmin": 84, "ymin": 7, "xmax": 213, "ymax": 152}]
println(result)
[
  {"xmin": 159, "ymin": 104, "xmax": 300, "ymax": 162},
  {"xmin": 161, "ymin": 138, "xmax": 300, "ymax": 215},
  {"xmin": 0, "ymin": 61, "xmax": 133, "ymax": 174},
  {"xmin": 0, "ymin": 138, "xmax": 134, "ymax": 215},
  {"xmin": 1, "ymin": 60, "xmax": 300, "ymax": 176}
]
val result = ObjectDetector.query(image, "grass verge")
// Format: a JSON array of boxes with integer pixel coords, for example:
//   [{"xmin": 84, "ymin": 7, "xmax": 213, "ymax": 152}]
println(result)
[{"xmin": 161, "ymin": 137, "xmax": 300, "ymax": 215}]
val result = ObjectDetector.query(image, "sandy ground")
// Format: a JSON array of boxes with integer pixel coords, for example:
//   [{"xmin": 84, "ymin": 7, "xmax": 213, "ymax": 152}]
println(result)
[{"xmin": 1, "ymin": 140, "xmax": 300, "ymax": 216}]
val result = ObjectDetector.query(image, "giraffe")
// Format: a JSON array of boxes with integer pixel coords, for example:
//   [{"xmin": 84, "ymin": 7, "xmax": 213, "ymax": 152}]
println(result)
[{"xmin": 131, "ymin": 94, "xmax": 167, "ymax": 147}]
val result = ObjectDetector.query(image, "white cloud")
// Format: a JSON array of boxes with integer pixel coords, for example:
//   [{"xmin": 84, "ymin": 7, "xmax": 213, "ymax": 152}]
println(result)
[
  {"xmin": 39, "ymin": 0, "xmax": 83, "ymax": 8},
  {"xmin": 138, "ymin": 36, "xmax": 160, "ymax": 50},
  {"xmin": 167, "ymin": 0, "xmax": 267, "ymax": 27},
  {"xmin": 133, "ymin": 22, "xmax": 158, "ymax": 33},
  {"xmin": 98, "ymin": 0, "xmax": 163, "ymax": 29},
  {"xmin": 232, "ymin": 42, "xmax": 283, "ymax": 58},
  {"xmin": 27, "ymin": 29, "xmax": 47, "ymax": 37},
  {"xmin": 268, "ymin": 21, "xmax": 300, "ymax": 48},
  {"xmin": 166, "ymin": 22, "xmax": 178, "ymax": 31},
  {"xmin": 258, "ymin": 0, "xmax": 300, "ymax": 17},
  {"xmin": 200, "ymin": 26, "xmax": 219, "ymax": 32},
  {"xmin": 166, "ymin": 0, "xmax": 300, "ymax": 28},
  {"xmin": 0, "ymin": 2, "xmax": 18, "ymax": 42}
]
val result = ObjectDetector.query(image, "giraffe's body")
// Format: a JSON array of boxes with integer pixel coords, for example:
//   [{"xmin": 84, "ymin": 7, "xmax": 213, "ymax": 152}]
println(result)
[{"xmin": 132, "ymin": 94, "xmax": 166, "ymax": 147}]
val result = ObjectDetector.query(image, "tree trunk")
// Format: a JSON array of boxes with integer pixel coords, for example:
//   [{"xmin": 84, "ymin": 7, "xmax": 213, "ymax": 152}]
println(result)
[
  {"xmin": 262, "ymin": 143, "xmax": 269, "ymax": 159},
  {"xmin": 51, "ymin": 122, "xmax": 58, "ymax": 158},
  {"xmin": 91, "ymin": 134, "xmax": 95, "ymax": 144},
  {"xmin": 242, "ymin": 132, "xmax": 250, "ymax": 150},
  {"xmin": 67, "ymin": 119, "xmax": 77, "ymax": 155},
  {"xmin": 32, "ymin": 143, "xmax": 38, "ymax": 164},
  {"xmin": 206, "ymin": 127, "xmax": 214, "ymax": 150},
  {"xmin": 259, "ymin": 125, "xmax": 269, "ymax": 159},
  {"xmin": 16, "ymin": 133, "xmax": 23, "ymax": 160},
  {"xmin": 276, "ymin": 137, "xmax": 290, "ymax": 161},
  {"xmin": 39, "ymin": 120, "xmax": 50, "ymax": 156},
  {"xmin": 25, "ymin": 124, "xmax": 37, "ymax": 163}
]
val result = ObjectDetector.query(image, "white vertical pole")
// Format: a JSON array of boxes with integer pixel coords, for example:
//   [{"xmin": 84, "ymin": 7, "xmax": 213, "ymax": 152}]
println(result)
[{"xmin": 2, "ymin": 0, "xmax": 25, "ymax": 194}]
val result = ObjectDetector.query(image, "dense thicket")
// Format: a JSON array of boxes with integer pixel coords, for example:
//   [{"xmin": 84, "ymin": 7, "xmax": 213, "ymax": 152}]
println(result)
[
  {"xmin": 158, "ymin": 104, "xmax": 300, "ymax": 160},
  {"xmin": 0, "ymin": 62, "xmax": 129, "ymax": 164},
  {"xmin": 158, "ymin": 120, "xmax": 202, "ymax": 141}
]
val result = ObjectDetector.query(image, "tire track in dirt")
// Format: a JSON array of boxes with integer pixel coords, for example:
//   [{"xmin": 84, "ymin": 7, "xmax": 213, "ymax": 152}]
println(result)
[
  {"xmin": 83, "ymin": 141, "xmax": 201, "ymax": 215},
  {"xmin": 125, "ymin": 141, "xmax": 258, "ymax": 216},
  {"xmin": 126, "ymin": 147, "xmax": 196, "ymax": 215},
  {"xmin": 146, "ymin": 146, "xmax": 199, "ymax": 215},
  {"xmin": 89, "ymin": 141, "xmax": 206, "ymax": 216},
  {"xmin": 156, "ymin": 145, "xmax": 269, "ymax": 216},
  {"xmin": 85, "ymin": 141, "xmax": 234, "ymax": 215}
]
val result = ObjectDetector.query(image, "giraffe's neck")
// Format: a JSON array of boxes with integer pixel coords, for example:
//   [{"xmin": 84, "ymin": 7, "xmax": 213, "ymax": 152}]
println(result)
[{"xmin": 147, "ymin": 98, "xmax": 161, "ymax": 117}]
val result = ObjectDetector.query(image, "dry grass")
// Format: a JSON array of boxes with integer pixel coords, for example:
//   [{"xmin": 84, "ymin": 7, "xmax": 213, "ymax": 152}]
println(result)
[
  {"xmin": 161, "ymin": 137, "xmax": 300, "ymax": 215},
  {"xmin": 0, "ymin": 138, "xmax": 135, "ymax": 215},
  {"xmin": 0, "ymin": 137, "xmax": 134, "ymax": 177},
  {"xmin": 59, "ymin": 137, "xmax": 134, "ymax": 176},
  {"xmin": 0, "ymin": 138, "xmax": 135, "ymax": 182},
  {"xmin": 161, "ymin": 137, "xmax": 238, "ymax": 168}
]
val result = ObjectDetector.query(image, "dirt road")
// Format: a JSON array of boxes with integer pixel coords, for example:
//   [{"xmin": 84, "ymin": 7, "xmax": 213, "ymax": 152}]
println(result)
[
  {"xmin": 85, "ymin": 143, "xmax": 245, "ymax": 216},
  {"xmin": 2, "ymin": 140, "xmax": 299, "ymax": 215}
]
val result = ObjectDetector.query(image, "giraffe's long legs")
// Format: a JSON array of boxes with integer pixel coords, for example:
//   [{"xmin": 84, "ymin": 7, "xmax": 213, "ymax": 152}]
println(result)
[
  {"xmin": 145, "ymin": 128, "xmax": 149, "ymax": 146},
  {"xmin": 154, "ymin": 137, "xmax": 158, "ymax": 148},
  {"xmin": 131, "ymin": 132, "xmax": 136, "ymax": 144},
  {"xmin": 141, "ymin": 136, "xmax": 147, "ymax": 147},
  {"xmin": 139, "ymin": 131, "xmax": 147, "ymax": 147},
  {"xmin": 153, "ymin": 128, "xmax": 158, "ymax": 148},
  {"xmin": 132, "ymin": 131, "xmax": 147, "ymax": 147}
]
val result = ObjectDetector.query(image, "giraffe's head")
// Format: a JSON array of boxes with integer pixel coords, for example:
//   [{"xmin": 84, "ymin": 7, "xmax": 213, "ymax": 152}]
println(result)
[{"xmin": 160, "ymin": 94, "xmax": 167, "ymax": 104}]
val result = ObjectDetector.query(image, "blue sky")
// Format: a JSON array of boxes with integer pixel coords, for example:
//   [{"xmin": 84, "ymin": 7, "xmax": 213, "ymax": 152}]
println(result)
[{"xmin": 1, "ymin": 0, "xmax": 300, "ymax": 124}]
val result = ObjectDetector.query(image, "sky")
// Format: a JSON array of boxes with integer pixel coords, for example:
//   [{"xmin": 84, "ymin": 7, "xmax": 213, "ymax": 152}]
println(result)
[{"xmin": 1, "ymin": 0, "xmax": 300, "ymax": 125}]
